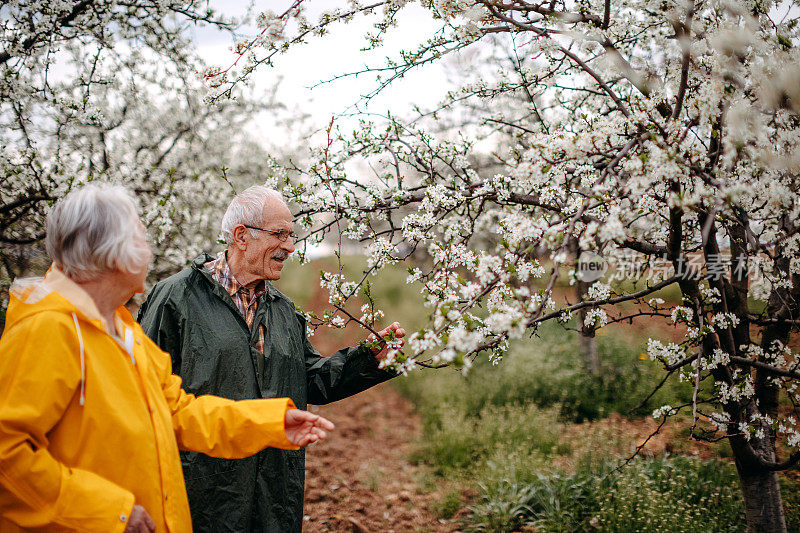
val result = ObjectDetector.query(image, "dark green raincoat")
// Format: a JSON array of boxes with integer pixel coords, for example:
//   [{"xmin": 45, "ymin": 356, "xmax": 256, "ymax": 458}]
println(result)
[{"xmin": 137, "ymin": 254, "xmax": 396, "ymax": 533}]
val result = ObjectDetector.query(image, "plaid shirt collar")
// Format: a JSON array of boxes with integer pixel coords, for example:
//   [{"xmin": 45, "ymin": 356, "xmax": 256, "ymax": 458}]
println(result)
[{"xmin": 204, "ymin": 252, "xmax": 266, "ymax": 301}]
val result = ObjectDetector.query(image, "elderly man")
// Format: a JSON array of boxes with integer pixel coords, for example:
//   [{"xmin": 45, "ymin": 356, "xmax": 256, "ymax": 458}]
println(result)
[
  {"xmin": 138, "ymin": 185, "xmax": 405, "ymax": 533},
  {"xmin": 0, "ymin": 184, "xmax": 334, "ymax": 533}
]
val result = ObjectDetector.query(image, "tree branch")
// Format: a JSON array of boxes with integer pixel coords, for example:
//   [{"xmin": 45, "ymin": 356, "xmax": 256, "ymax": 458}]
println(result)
[
  {"xmin": 0, "ymin": 0, "xmax": 97, "ymax": 65},
  {"xmin": 730, "ymin": 356, "xmax": 800, "ymax": 380}
]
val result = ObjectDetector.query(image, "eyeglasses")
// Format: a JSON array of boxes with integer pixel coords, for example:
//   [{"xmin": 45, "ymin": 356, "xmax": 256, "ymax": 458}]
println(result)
[{"xmin": 243, "ymin": 225, "xmax": 298, "ymax": 242}]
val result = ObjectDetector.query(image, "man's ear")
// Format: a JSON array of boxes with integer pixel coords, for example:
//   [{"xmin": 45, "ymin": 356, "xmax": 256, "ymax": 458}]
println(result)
[{"xmin": 232, "ymin": 225, "xmax": 249, "ymax": 250}]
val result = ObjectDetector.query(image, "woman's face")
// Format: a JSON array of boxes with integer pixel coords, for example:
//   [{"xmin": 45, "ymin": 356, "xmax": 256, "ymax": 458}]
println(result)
[{"xmin": 120, "ymin": 221, "xmax": 152, "ymax": 296}]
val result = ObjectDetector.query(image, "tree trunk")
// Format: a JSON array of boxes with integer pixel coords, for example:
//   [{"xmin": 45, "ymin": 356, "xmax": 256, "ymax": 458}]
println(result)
[
  {"xmin": 731, "ymin": 214, "xmax": 796, "ymax": 533},
  {"xmin": 576, "ymin": 277, "xmax": 600, "ymax": 375},
  {"xmin": 570, "ymin": 238, "xmax": 600, "ymax": 376},
  {"xmin": 577, "ymin": 316, "xmax": 599, "ymax": 375},
  {"xmin": 730, "ymin": 436, "xmax": 787, "ymax": 532}
]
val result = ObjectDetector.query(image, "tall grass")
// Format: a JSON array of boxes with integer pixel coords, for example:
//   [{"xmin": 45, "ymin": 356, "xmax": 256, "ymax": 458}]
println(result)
[
  {"xmin": 781, "ymin": 473, "xmax": 800, "ymax": 532},
  {"xmin": 466, "ymin": 456, "xmax": 746, "ymax": 532},
  {"xmin": 411, "ymin": 403, "xmax": 570, "ymax": 476}
]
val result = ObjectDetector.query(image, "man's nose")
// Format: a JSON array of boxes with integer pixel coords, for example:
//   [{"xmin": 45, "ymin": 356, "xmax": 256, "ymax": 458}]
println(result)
[{"xmin": 282, "ymin": 238, "xmax": 295, "ymax": 253}]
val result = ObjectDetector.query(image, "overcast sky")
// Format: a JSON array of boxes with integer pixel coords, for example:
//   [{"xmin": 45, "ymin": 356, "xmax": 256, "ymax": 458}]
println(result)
[{"xmin": 192, "ymin": 0, "xmax": 453, "ymax": 142}]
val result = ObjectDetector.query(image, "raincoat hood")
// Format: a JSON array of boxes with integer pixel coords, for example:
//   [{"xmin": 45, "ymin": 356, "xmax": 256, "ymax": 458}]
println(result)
[
  {"xmin": 6, "ymin": 274, "xmax": 108, "ymax": 332},
  {"xmin": 10, "ymin": 266, "xmax": 147, "ymax": 389},
  {"xmin": 5, "ymin": 276, "xmax": 57, "ymax": 327},
  {"xmin": 5, "ymin": 274, "xmax": 134, "ymax": 407}
]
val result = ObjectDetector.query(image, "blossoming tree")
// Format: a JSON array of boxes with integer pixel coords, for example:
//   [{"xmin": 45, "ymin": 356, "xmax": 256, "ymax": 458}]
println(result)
[
  {"xmin": 0, "ymin": 1, "xmax": 303, "ymax": 309},
  {"xmin": 205, "ymin": 0, "xmax": 800, "ymax": 530}
]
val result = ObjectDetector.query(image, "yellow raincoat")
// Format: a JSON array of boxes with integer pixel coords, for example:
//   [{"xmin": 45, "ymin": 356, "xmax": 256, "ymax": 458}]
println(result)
[{"xmin": 0, "ymin": 269, "xmax": 299, "ymax": 532}]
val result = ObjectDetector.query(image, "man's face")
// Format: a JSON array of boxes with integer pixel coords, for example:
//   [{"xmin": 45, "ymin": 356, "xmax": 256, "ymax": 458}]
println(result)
[{"xmin": 242, "ymin": 199, "xmax": 295, "ymax": 281}]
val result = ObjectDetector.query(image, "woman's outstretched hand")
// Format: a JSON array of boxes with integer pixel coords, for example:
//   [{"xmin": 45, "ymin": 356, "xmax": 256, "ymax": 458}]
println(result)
[
  {"xmin": 124, "ymin": 505, "xmax": 155, "ymax": 533},
  {"xmin": 284, "ymin": 409, "xmax": 335, "ymax": 447}
]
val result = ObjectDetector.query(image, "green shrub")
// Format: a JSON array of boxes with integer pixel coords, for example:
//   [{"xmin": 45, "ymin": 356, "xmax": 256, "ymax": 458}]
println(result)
[
  {"xmin": 465, "ymin": 457, "xmax": 612, "ymax": 532},
  {"xmin": 464, "ymin": 478, "xmax": 538, "ymax": 532},
  {"xmin": 398, "ymin": 321, "xmax": 689, "ymax": 424}
]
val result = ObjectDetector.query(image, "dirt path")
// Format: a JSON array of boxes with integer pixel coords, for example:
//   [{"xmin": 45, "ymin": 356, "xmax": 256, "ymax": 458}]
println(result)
[
  {"xmin": 303, "ymin": 384, "xmax": 455, "ymax": 532},
  {"xmin": 289, "ymin": 270, "xmax": 457, "ymax": 531}
]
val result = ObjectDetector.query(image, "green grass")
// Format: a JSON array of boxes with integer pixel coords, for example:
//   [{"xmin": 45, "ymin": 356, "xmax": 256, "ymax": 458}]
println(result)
[
  {"xmin": 465, "ymin": 456, "xmax": 746, "ymax": 532},
  {"xmin": 429, "ymin": 488, "xmax": 465, "ymax": 520},
  {"xmin": 781, "ymin": 472, "xmax": 800, "ymax": 533},
  {"xmin": 394, "ymin": 322, "xmax": 753, "ymax": 532},
  {"xmin": 410, "ymin": 403, "xmax": 569, "ymax": 476},
  {"xmin": 590, "ymin": 456, "xmax": 746, "ymax": 533}
]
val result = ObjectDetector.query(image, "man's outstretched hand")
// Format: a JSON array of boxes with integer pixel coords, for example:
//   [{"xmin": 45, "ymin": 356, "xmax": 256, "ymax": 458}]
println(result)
[
  {"xmin": 366, "ymin": 321, "xmax": 406, "ymax": 361},
  {"xmin": 284, "ymin": 409, "xmax": 335, "ymax": 447}
]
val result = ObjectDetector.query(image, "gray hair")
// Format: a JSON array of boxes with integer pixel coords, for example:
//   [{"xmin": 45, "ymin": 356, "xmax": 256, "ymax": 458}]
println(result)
[
  {"xmin": 46, "ymin": 183, "xmax": 149, "ymax": 282},
  {"xmin": 220, "ymin": 185, "xmax": 288, "ymax": 245}
]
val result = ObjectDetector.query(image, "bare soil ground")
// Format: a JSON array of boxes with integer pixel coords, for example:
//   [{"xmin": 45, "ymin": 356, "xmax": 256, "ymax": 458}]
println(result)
[{"xmin": 303, "ymin": 384, "xmax": 456, "ymax": 532}]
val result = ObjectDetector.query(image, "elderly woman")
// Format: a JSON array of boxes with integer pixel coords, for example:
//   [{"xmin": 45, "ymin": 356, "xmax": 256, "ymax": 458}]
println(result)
[{"xmin": 0, "ymin": 184, "xmax": 334, "ymax": 533}]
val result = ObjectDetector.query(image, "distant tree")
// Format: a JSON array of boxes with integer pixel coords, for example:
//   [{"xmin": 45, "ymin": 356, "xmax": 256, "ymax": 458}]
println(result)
[{"xmin": 206, "ymin": 0, "xmax": 800, "ymax": 530}]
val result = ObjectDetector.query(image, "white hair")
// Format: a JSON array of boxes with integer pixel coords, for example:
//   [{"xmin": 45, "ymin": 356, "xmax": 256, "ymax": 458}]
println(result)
[
  {"xmin": 46, "ymin": 183, "xmax": 150, "ymax": 282},
  {"xmin": 220, "ymin": 185, "xmax": 288, "ymax": 245}
]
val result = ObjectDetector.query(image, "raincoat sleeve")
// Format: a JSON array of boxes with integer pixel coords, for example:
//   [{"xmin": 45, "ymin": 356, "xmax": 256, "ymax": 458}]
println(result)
[
  {"xmin": 143, "ymin": 336, "xmax": 301, "ymax": 456},
  {"xmin": 300, "ymin": 313, "xmax": 398, "ymax": 405},
  {"xmin": 0, "ymin": 313, "xmax": 134, "ymax": 532}
]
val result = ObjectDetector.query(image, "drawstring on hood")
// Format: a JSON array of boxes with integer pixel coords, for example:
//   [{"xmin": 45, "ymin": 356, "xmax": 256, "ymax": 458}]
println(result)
[{"xmin": 71, "ymin": 313, "xmax": 86, "ymax": 406}]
